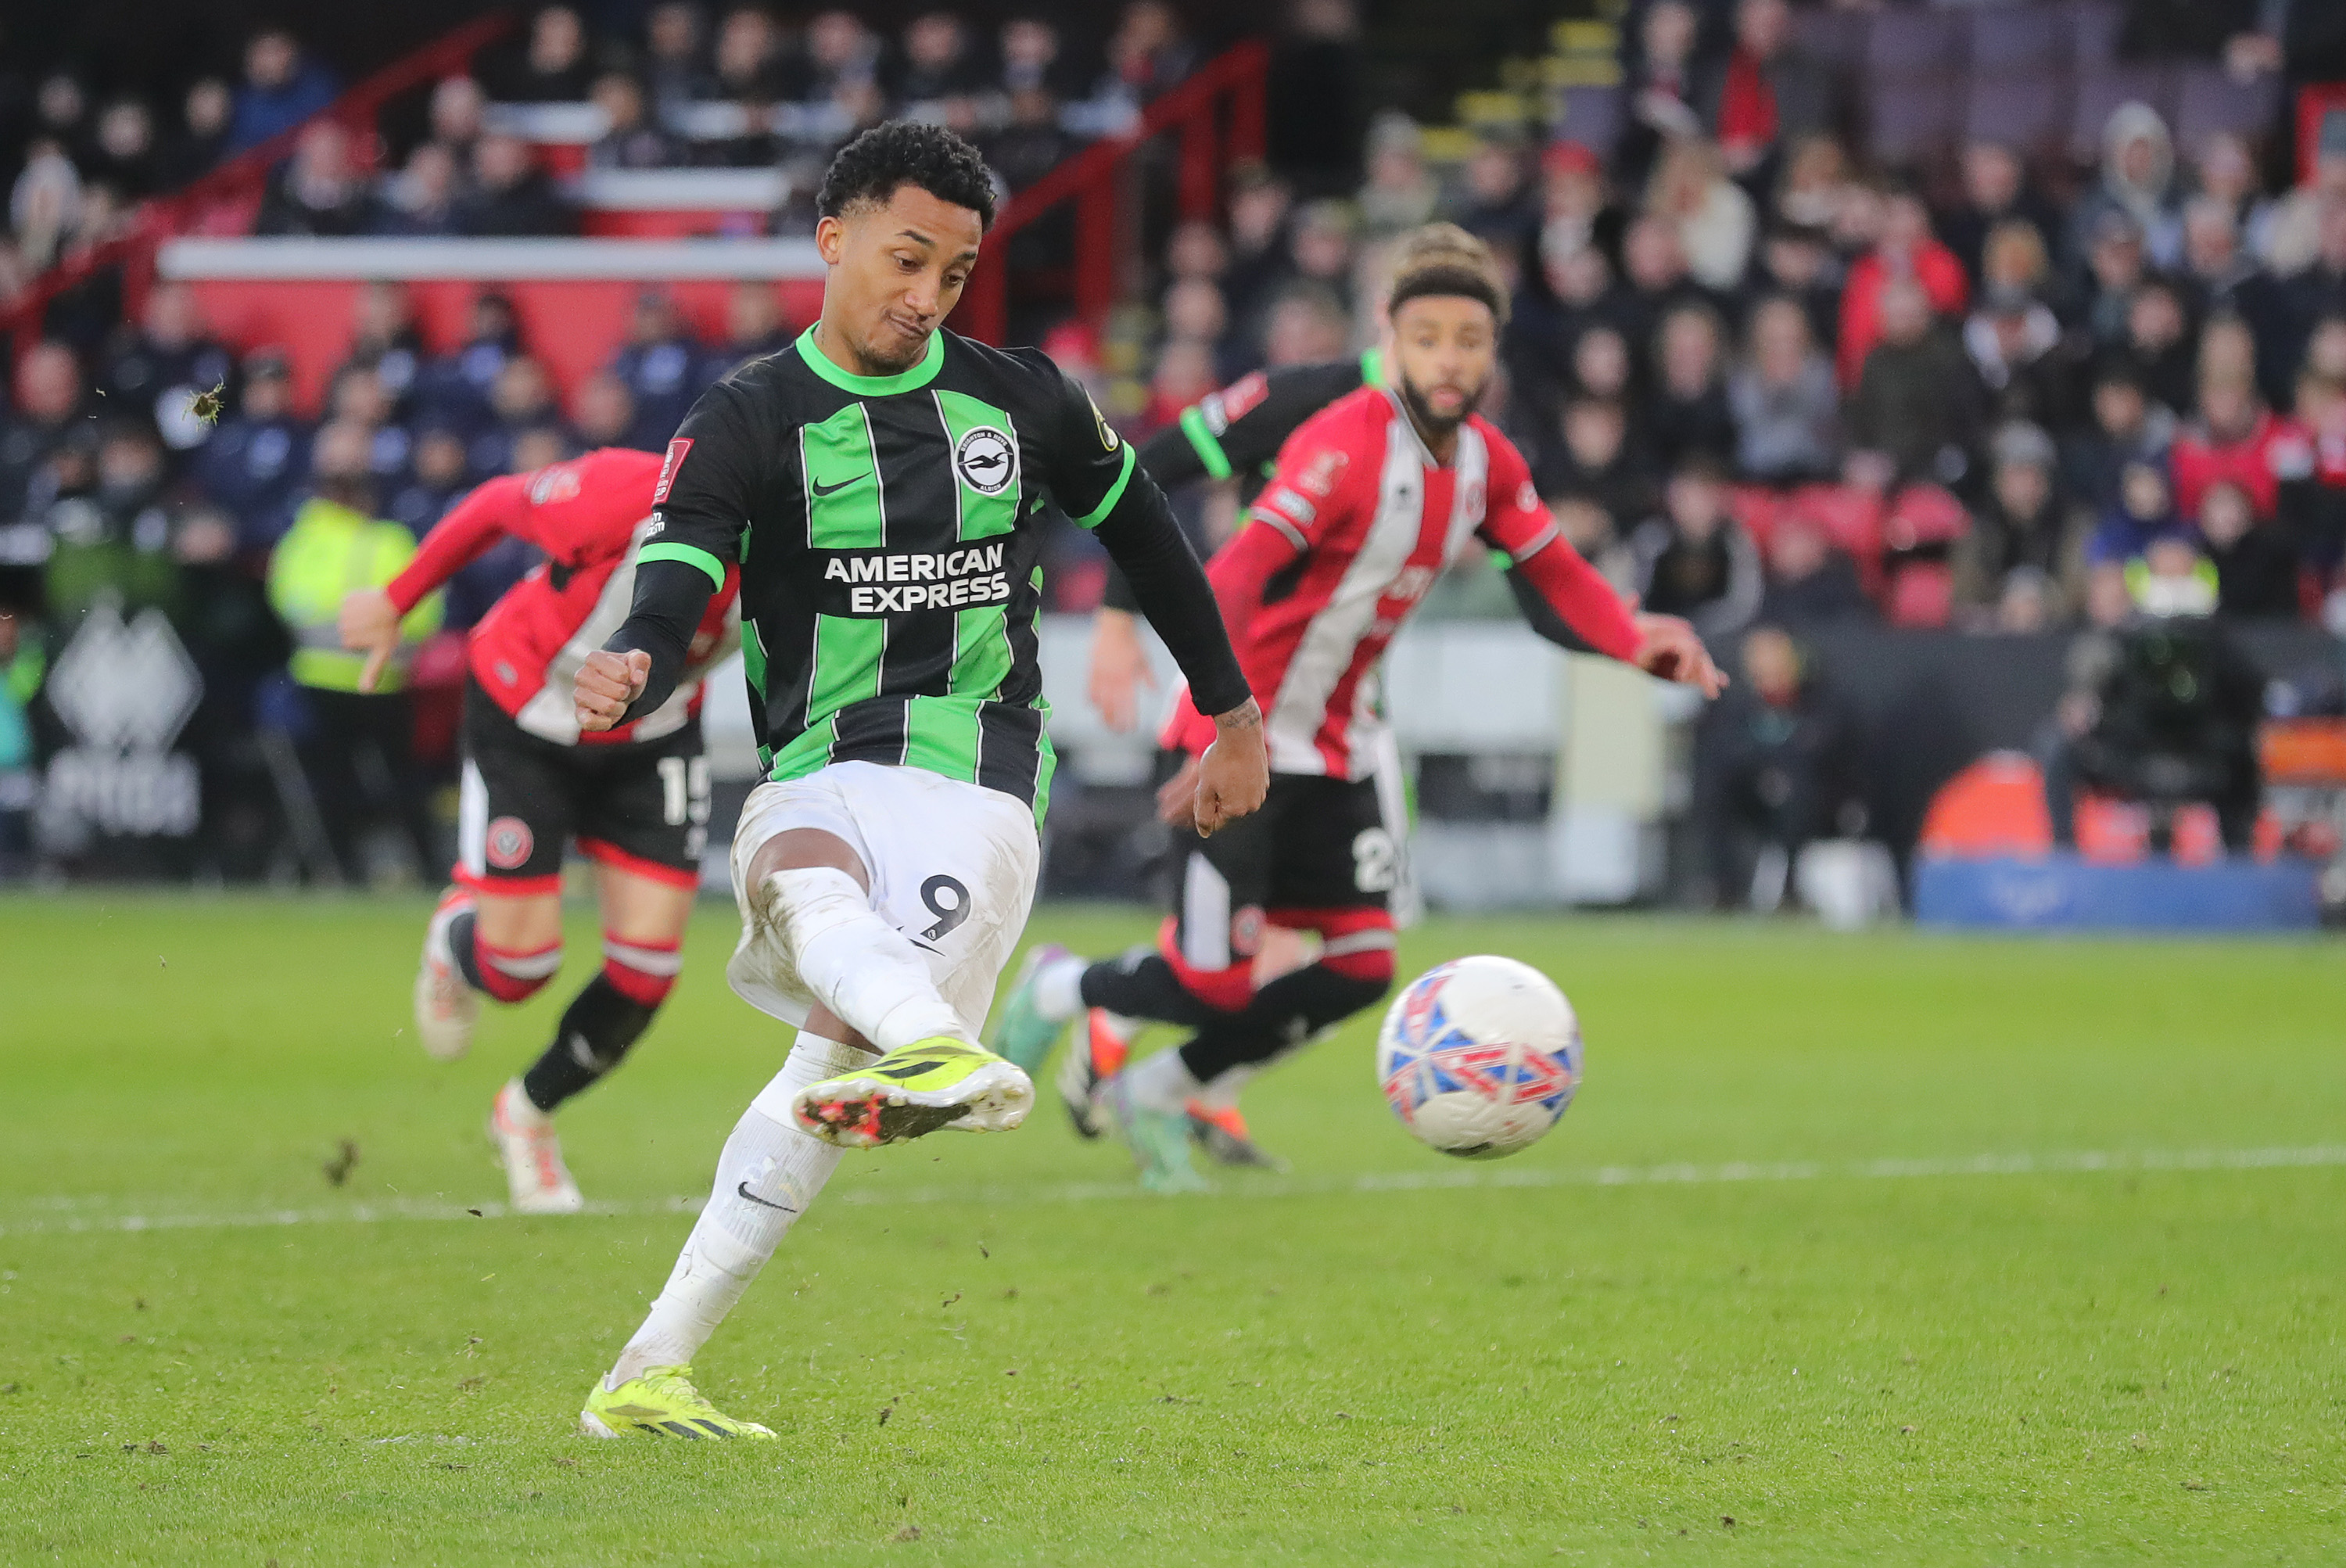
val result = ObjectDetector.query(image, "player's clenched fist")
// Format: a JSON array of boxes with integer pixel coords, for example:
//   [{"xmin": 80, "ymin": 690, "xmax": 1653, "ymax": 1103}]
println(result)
[{"xmin": 575, "ymin": 648, "xmax": 651, "ymax": 731}]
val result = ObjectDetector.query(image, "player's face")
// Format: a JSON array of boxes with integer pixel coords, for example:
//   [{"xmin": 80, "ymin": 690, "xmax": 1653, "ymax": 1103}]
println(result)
[
  {"xmin": 1386, "ymin": 295, "xmax": 1497, "ymax": 432},
  {"xmin": 815, "ymin": 183, "xmax": 985, "ymax": 374}
]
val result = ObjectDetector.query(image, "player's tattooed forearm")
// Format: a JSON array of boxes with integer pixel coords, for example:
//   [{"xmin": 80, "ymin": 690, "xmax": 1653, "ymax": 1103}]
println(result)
[{"xmin": 1214, "ymin": 699, "xmax": 1262, "ymax": 730}]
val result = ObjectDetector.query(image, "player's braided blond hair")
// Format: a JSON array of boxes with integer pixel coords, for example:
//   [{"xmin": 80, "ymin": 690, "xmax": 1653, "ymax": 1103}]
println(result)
[{"xmin": 1384, "ymin": 222, "xmax": 1510, "ymax": 327}]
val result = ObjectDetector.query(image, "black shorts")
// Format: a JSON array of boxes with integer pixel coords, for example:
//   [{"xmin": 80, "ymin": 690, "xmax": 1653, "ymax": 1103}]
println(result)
[
  {"xmin": 1169, "ymin": 772, "xmax": 1396, "ymax": 972},
  {"xmin": 455, "ymin": 680, "xmax": 710, "ymax": 896}
]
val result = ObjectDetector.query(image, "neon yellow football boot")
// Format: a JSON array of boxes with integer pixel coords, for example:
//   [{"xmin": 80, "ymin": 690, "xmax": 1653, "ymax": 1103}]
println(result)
[
  {"xmin": 789, "ymin": 1035, "xmax": 1034, "ymax": 1149},
  {"xmin": 579, "ymin": 1365, "xmax": 775, "ymax": 1440}
]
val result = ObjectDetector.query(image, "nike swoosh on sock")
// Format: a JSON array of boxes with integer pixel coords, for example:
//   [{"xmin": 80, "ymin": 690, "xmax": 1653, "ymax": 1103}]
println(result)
[{"xmin": 735, "ymin": 1182, "xmax": 798, "ymax": 1213}]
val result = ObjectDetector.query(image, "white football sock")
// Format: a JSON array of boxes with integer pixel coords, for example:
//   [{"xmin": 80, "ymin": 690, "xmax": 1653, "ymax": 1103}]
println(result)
[
  {"xmin": 766, "ymin": 867, "xmax": 964, "ymax": 1049},
  {"xmin": 494, "ymin": 1077, "xmax": 551, "ymax": 1129},
  {"xmin": 1195, "ymin": 1063, "xmax": 1256, "ymax": 1113},
  {"xmin": 608, "ymin": 1033, "xmax": 858, "ymax": 1387},
  {"xmin": 1031, "ymin": 952, "xmax": 1088, "ymax": 1023},
  {"xmin": 1121, "ymin": 1046, "xmax": 1202, "ymax": 1114}
]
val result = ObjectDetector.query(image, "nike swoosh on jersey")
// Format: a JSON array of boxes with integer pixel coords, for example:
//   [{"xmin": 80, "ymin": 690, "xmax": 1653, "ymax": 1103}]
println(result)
[
  {"xmin": 809, "ymin": 475, "xmax": 859, "ymax": 497},
  {"xmin": 735, "ymin": 1182, "xmax": 798, "ymax": 1212}
]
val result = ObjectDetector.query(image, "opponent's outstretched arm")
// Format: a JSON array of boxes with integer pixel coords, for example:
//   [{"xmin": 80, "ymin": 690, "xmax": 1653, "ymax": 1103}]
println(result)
[{"xmin": 1087, "ymin": 466, "xmax": 1266, "ymax": 835}]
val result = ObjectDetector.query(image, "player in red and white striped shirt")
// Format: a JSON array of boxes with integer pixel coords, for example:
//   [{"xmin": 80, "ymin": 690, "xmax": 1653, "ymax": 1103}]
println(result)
[
  {"xmin": 339, "ymin": 446, "xmax": 740, "ymax": 1213},
  {"xmin": 995, "ymin": 228, "xmax": 1725, "ymax": 1189}
]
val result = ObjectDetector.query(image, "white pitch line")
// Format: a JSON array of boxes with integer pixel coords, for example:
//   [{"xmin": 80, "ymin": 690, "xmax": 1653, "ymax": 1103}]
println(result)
[{"xmin": 3, "ymin": 1144, "xmax": 2344, "ymax": 1240}]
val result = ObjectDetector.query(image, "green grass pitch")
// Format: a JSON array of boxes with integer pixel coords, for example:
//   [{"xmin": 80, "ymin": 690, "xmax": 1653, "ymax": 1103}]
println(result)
[{"xmin": 2, "ymin": 893, "xmax": 2341, "ymax": 1564}]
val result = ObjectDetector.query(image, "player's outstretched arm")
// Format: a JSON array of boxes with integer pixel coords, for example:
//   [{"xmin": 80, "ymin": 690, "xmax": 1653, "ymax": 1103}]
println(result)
[
  {"xmin": 1502, "ymin": 515, "xmax": 1727, "ymax": 698},
  {"xmin": 1089, "ymin": 474, "xmax": 1265, "ymax": 830},
  {"xmin": 344, "ymin": 475, "xmax": 529, "ymax": 690},
  {"xmin": 1085, "ymin": 606, "xmax": 1156, "ymax": 733},
  {"xmin": 1629, "ymin": 612, "xmax": 1728, "ymax": 698},
  {"xmin": 339, "ymin": 587, "xmax": 404, "ymax": 694}
]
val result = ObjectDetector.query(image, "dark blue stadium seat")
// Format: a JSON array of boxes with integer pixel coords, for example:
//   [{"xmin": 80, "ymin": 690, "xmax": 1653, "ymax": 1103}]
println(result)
[
  {"xmin": 2065, "ymin": 0, "xmax": 2125, "ymax": 68},
  {"xmin": 1789, "ymin": 5, "xmax": 1871, "ymax": 77},
  {"xmin": 1555, "ymin": 85, "xmax": 1624, "ymax": 158},
  {"xmin": 1963, "ymin": 5, "xmax": 2072, "ymax": 154},
  {"xmin": 1864, "ymin": 8, "xmax": 1969, "ymax": 164},
  {"xmin": 2171, "ymin": 65, "xmax": 2282, "ymax": 155}
]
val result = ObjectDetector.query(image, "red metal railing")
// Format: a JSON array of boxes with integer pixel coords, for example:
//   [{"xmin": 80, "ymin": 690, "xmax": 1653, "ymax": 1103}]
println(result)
[
  {"xmin": 956, "ymin": 39, "xmax": 1271, "ymax": 345},
  {"xmin": 2, "ymin": 12, "xmax": 515, "ymax": 361}
]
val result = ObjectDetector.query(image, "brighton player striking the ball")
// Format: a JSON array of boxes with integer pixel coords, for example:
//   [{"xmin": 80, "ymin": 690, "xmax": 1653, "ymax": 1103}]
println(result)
[
  {"xmin": 568, "ymin": 121, "xmax": 1265, "ymax": 1439},
  {"xmin": 992, "ymin": 226, "xmax": 1727, "ymax": 1192},
  {"xmin": 338, "ymin": 447, "xmax": 739, "ymax": 1215}
]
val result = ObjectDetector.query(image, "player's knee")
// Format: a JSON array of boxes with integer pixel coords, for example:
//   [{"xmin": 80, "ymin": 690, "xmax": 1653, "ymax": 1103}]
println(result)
[
  {"xmin": 748, "ymin": 827, "xmax": 869, "ymax": 893},
  {"xmin": 1155, "ymin": 914, "xmax": 1259, "ymax": 1012},
  {"xmin": 1320, "ymin": 942, "xmax": 1395, "ymax": 995},
  {"xmin": 477, "ymin": 934, "xmax": 562, "ymax": 1003},
  {"xmin": 602, "ymin": 934, "xmax": 683, "ymax": 1009},
  {"xmin": 1315, "ymin": 910, "xmax": 1396, "ymax": 1004}
]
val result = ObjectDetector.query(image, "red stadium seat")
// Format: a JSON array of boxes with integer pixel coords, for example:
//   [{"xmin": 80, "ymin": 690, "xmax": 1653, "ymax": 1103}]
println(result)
[
  {"xmin": 1917, "ymin": 752, "xmax": 2055, "ymax": 859},
  {"xmin": 1727, "ymin": 484, "xmax": 1784, "ymax": 551},
  {"xmin": 1789, "ymin": 483, "xmax": 1885, "ymax": 593},
  {"xmin": 1885, "ymin": 562, "xmax": 1954, "ymax": 629},
  {"xmin": 1885, "ymin": 484, "xmax": 1969, "ymax": 551}
]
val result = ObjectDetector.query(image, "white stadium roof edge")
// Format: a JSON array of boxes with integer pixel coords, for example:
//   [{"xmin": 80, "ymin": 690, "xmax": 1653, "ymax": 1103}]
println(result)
[{"xmin": 158, "ymin": 235, "xmax": 827, "ymax": 282}]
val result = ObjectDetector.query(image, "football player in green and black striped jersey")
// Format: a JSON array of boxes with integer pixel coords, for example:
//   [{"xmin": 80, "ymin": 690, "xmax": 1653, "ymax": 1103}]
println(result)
[{"xmin": 569, "ymin": 122, "xmax": 1267, "ymax": 1441}]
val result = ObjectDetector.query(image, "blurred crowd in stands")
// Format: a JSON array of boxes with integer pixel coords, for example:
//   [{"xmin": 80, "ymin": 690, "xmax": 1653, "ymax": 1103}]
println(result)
[{"xmin": 3, "ymin": 0, "xmax": 2346, "ymax": 888}]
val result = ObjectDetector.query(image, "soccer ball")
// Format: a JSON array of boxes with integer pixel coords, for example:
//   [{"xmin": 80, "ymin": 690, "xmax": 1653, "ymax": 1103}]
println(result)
[{"xmin": 1375, "ymin": 956, "xmax": 1581, "ymax": 1159}]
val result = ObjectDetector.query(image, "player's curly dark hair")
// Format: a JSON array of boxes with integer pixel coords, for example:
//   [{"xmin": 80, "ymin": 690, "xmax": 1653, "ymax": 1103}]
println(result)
[
  {"xmin": 1386, "ymin": 223, "xmax": 1510, "ymax": 327},
  {"xmin": 817, "ymin": 120, "xmax": 998, "ymax": 230}
]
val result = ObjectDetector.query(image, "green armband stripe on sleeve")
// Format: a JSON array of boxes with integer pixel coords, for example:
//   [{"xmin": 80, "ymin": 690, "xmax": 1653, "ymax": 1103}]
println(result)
[
  {"xmin": 1072, "ymin": 443, "xmax": 1138, "ymax": 529},
  {"xmin": 1176, "ymin": 406, "xmax": 1233, "ymax": 480},
  {"xmin": 637, "ymin": 541, "xmax": 728, "ymax": 592}
]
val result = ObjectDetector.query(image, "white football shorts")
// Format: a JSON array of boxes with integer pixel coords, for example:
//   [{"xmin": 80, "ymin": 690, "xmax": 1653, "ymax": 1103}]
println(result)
[{"xmin": 724, "ymin": 760, "xmax": 1042, "ymax": 1037}]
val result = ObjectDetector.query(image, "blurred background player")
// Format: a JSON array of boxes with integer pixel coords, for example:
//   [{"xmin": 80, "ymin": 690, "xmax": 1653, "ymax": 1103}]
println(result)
[
  {"xmin": 336, "ymin": 446, "xmax": 740, "ymax": 1214},
  {"xmin": 1073, "ymin": 225, "xmax": 1627, "ymax": 1168},
  {"xmin": 993, "ymin": 229, "xmax": 1727, "ymax": 1191}
]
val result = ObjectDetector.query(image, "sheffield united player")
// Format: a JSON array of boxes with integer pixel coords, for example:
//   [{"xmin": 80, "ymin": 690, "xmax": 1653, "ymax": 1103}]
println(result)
[
  {"xmin": 564, "ymin": 123, "xmax": 1264, "ymax": 1439},
  {"xmin": 1052, "ymin": 227, "xmax": 1605, "ymax": 1169},
  {"xmin": 992, "ymin": 229, "xmax": 1727, "ymax": 1192},
  {"xmin": 337, "ymin": 445, "xmax": 739, "ymax": 1215}
]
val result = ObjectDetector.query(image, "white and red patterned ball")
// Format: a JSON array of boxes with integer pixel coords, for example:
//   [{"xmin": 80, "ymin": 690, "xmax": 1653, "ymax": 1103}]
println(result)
[{"xmin": 1376, "ymin": 955, "xmax": 1581, "ymax": 1159}]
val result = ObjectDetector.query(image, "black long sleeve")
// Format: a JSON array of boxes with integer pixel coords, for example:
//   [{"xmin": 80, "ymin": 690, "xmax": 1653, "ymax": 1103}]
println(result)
[
  {"xmin": 604, "ymin": 557, "xmax": 715, "ymax": 722},
  {"xmin": 1103, "ymin": 358, "xmax": 1376, "ymax": 617},
  {"xmin": 1091, "ymin": 472, "xmax": 1252, "ymax": 717}
]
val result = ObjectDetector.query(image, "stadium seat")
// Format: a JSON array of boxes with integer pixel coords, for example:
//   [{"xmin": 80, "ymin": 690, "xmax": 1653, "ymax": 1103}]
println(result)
[
  {"xmin": 2064, "ymin": 0, "xmax": 2125, "ymax": 68},
  {"xmin": 1554, "ymin": 85, "xmax": 1624, "ymax": 157},
  {"xmin": 1885, "ymin": 561, "xmax": 1954, "ymax": 630},
  {"xmin": 1917, "ymin": 752, "xmax": 2055, "ymax": 859},
  {"xmin": 1864, "ymin": 9, "xmax": 1968, "ymax": 164},
  {"xmin": 2172, "ymin": 66, "xmax": 2282, "ymax": 153},
  {"xmin": 1885, "ymin": 484, "xmax": 1968, "ymax": 551},
  {"xmin": 1789, "ymin": 5, "xmax": 1871, "ymax": 76},
  {"xmin": 1961, "ymin": 5, "xmax": 2071, "ymax": 152},
  {"xmin": 2258, "ymin": 717, "xmax": 2346, "ymax": 788},
  {"xmin": 1790, "ymin": 483, "xmax": 1885, "ymax": 593},
  {"xmin": 1965, "ymin": 75, "xmax": 2071, "ymax": 157},
  {"xmin": 1727, "ymin": 484, "xmax": 1784, "ymax": 551}
]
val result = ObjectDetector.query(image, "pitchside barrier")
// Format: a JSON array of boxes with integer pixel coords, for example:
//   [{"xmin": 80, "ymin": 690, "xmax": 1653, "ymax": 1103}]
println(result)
[{"xmin": 698, "ymin": 616, "xmax": 2346, "ymax": 915}]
